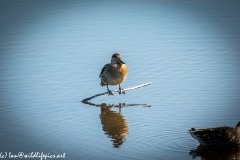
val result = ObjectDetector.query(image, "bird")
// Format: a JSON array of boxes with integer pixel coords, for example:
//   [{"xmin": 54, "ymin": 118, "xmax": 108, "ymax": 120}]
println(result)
[
  {"xmin": 99, "ymin": 53, "xmax": 128, "ymax": 96},
  {"xmin": 189, "ymin": 121, "xmax": 240, "ymax": 148}
]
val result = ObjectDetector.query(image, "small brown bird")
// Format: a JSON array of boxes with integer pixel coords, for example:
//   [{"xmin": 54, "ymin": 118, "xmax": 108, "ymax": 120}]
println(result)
[
  {"xmin": 99, "ymin": 53, "xmax": 128, "ymax": 95},
  {"xmin": 189, "ymin": 121, "xmax": 240, "ymax": 148}
]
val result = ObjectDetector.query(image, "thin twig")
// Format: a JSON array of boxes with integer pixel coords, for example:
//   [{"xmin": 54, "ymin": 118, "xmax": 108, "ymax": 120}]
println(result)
[{"xmin": 81, "ymin": 82, "xmax": 152, "ymax": 102}]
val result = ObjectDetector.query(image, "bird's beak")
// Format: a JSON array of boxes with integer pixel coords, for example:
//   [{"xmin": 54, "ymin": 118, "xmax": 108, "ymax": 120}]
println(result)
[{"xmin": 118, "ymin": 59, "xmax": 125, "ymax": 64}]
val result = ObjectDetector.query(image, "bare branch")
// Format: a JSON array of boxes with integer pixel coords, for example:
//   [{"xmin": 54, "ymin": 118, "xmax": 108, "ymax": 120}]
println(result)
[{"xmin": 81, "ymin": 82, "xmax": 152, "ymax": 102}]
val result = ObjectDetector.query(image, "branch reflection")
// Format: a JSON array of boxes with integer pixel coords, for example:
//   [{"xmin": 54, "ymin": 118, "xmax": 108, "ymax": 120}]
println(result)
[
  {"xmin": 82, "ymin": 101, "xmax": 151, "ymax": 148},
  {"xmin": 189, "ymin": 144, "xmax": 240, "ymax": 160}
]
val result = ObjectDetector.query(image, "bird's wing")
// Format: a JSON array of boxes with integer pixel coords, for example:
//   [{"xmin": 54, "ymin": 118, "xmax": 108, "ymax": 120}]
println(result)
[{"xmin": 99, "ymin": 63, "xmax": 111, "ymax": 78}]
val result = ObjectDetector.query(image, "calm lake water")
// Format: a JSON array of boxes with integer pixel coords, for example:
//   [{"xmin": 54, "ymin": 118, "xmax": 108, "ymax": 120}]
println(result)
[{"xmin": 1, "ymin": 1, "xmax": 240, "ymax": 160}]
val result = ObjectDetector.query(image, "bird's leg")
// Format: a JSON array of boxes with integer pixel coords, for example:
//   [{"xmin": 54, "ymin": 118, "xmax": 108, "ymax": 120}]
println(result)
[
  {"xmin": 107, "ymin": 85, "xmax": 114, "ymax": 96},
  {"xmin": 118, "ymin": 84, "xmax": 125, "ymax": 94}
]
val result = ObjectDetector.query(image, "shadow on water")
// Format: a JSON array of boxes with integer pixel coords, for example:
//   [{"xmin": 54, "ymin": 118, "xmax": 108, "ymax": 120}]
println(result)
[
  {"xmin": 82, "ymin": 101, "xmax": 151, "ymax": 148},
  {"xmin": 189, "ymin": 145, "xmax": 240, "ymax": 160}
]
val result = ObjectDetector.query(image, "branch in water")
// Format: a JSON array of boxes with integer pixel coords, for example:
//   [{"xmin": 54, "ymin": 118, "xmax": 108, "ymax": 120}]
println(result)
[{"xmin": 81, "ymin": 82, "xmax": 152, "ymax": 102}]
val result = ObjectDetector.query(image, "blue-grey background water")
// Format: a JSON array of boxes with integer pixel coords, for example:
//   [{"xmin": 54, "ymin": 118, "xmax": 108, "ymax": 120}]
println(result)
[{"xmin": 0, "ymin": 1, "xmax": 240, "ymax": 160}]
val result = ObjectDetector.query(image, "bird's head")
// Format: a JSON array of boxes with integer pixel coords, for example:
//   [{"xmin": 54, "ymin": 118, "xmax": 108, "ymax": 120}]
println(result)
[{"xmin": 111, "ymin": 53, "xmax": 125, "ymax": 64}]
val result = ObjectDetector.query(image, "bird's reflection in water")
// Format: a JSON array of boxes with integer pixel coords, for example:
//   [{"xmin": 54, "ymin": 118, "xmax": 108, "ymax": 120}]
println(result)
[
  {"xmin": 82, "ymin": 101, "xmax": 151, "ymax": 148},
  {"xmin": 189, "ymin": 144, "xmax": 240, "ymax": 160},
  {"xmin": 100, "ymin": 103, "xmax": 128, "ymax": 148}
]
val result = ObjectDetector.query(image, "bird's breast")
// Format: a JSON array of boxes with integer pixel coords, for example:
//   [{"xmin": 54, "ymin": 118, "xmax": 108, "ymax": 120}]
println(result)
[
  {"xmin": 108, "ymin": 64, "xmax": 128, "ymax": 85},
  {"xmin": 119, "ymin": 64, "xmax": 128, "ymax": 78}
]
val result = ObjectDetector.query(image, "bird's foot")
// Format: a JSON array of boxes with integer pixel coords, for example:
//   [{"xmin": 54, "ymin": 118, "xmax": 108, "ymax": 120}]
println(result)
[
  {"xmin": 108, "ymin": 90, "xmax": 115, "ymax": 96},
  {"xmin": 118, "ymin": 88, "xmax": 125, "ymax": 95}
]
